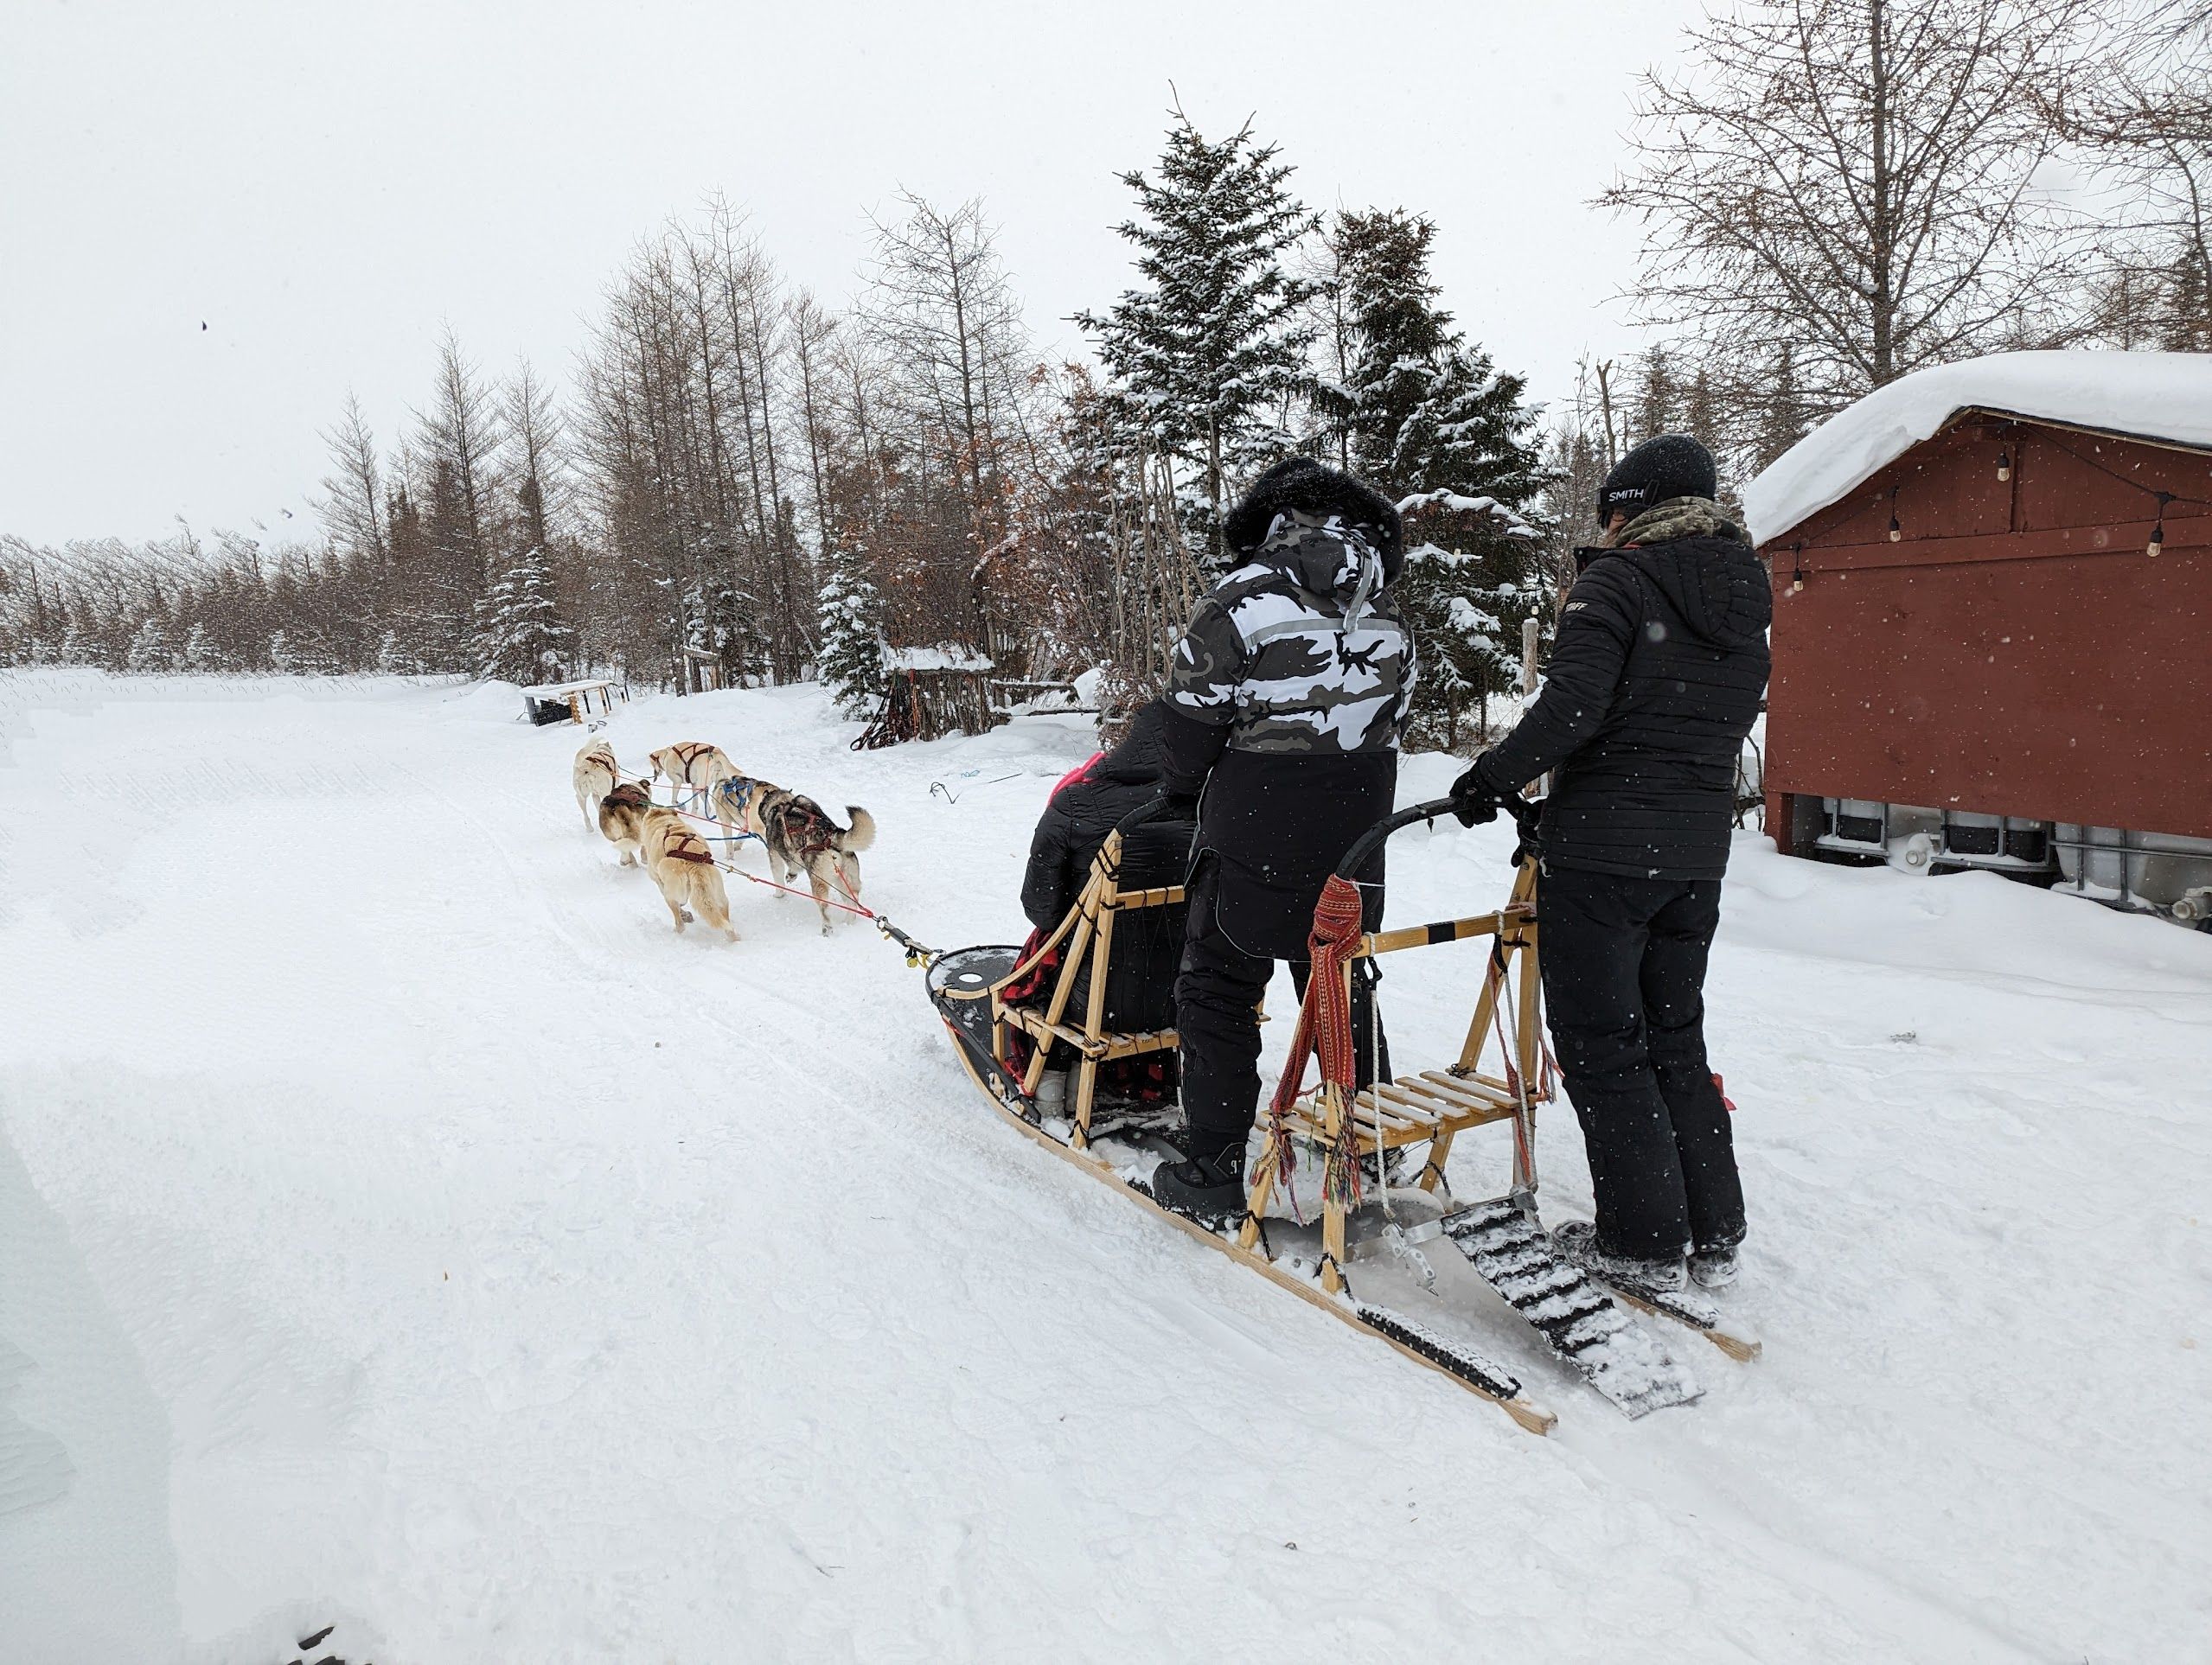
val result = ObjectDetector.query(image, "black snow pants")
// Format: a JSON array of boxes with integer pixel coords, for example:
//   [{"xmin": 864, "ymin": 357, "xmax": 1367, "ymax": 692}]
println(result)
[
  {"xmin": 1539, "ymin": 865, "xmax": 1746, "ymax": 1260},
  {"xmin": 1175, "ymin": 858, "xmax": 1390, "ymax": 1163}
]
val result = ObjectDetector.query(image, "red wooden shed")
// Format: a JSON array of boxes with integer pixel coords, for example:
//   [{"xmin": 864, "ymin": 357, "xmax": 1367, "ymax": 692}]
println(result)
[{"xmin": 1743, "ymin": 351, "xmax": 2212, "ymax": 925}]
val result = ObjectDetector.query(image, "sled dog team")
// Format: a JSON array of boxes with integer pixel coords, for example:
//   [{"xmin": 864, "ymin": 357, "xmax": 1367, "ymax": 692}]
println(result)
[{"xmin": 571, "ymin": 737, "xmax": 876, "ymax": 942}]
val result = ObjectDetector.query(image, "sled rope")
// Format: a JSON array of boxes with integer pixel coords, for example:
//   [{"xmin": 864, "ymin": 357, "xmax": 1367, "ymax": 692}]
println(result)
[{"xmin": 1368, "ymin": 959, "xmax": 1393, "ymax": 1221}]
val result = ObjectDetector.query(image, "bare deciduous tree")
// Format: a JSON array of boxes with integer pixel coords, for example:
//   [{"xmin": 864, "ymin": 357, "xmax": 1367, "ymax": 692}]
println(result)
[
  {"xmin": 1601, "ymin": 0, "xmax": 2103, "ymax": 411},
  {"xmin": 316, "ymin": 391, "xmax": 385, "ymax": 565},
  {"xmin": 2068, "ymin": 3, "xmax": 2212, "ymax": 348},
  {"xmin": 860, "ymin": 192, "xmax": 1040, "ymax": 657}
]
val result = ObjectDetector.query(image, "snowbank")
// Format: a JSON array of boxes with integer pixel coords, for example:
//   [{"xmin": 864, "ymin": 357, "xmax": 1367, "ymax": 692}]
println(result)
[{"xmin": 1743, "ymin": 350, "xmax": 2212, "ymax": 545}]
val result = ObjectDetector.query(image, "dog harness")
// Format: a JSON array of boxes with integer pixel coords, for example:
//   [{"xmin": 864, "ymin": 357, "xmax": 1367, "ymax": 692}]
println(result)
[
  {"xmin": 774, "ymin": 797, "xmax": 837, "ymax": 858},
  {"xmin": 713, "ymin": 776, "xmax": 764, "ymax": 843}
]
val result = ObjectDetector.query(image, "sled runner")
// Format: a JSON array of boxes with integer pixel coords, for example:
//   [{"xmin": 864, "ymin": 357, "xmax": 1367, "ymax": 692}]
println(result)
[{"xmin": 927, "ymin": 796, "xmax": 1753, "ymax": 1430}]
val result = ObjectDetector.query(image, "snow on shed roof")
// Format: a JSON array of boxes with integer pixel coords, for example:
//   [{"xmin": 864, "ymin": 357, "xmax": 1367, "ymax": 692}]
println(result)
[
  {"xmin": 1743, "ymin": 350, "xmax": 2212, "ymax": 545},
  {"xmin": 521, "ymin": 678, "xmax": 620, "ymax": 697},
  {"xmin": 884, "ymin": 644, "xmax": 994, "ymax": 673}
]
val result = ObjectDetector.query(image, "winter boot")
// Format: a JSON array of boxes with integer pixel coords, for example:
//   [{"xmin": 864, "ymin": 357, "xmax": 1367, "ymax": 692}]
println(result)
[
  {"xmin": 1550, "ymin": 1219, "xmax": 1686, "ymax": 1293},
  {"xmin": 1689, "ymin": 1243, "xmax": 1740, "ymax": 1290},
  {"xmin": 1148, "ymin": 1144, "xmax": 1248, "ymax": 1226}
]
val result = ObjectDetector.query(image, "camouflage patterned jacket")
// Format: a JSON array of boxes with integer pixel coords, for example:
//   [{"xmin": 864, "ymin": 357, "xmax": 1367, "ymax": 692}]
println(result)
[
  {"xmin": 1159, "ymin": 502, "xmax": 1416, "ymax": 957},
  {"xmin": 1165, "ymin": 510, "xmax": 1416, "ymax": 760}
]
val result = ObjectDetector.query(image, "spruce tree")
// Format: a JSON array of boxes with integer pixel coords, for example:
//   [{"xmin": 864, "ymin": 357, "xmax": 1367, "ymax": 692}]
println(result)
[
  {"xmin": 470, "ymin": 545, "xmax": 572, "ymax": 685},
  {"xmin": 125, "ymin": 616, "xmax": 170, "ymax": 673},
  {"xmin": 1751, "ymin": 341, "xmax": 1811, "ymax": 470},
  {"xmin": 1317, "ymin": 208, "xmax": 1545, "ymax": 749},
  {"xmin": 1077, "ymin": 114, "xmax": 1319, "ymax": 570},
  {"xmin": 816, "ymin": 542, "xmax": 885, "ymax": 717},
  {"xmin": 1631, "ymin": 347, "xmax": 1678, "ymax": 447}
]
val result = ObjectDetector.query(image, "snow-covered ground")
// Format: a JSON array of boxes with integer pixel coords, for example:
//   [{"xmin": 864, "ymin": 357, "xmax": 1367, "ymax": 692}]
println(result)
[{"xmin": 2, "ymin": 669, "xmax": 2207, "ymax": 1662}]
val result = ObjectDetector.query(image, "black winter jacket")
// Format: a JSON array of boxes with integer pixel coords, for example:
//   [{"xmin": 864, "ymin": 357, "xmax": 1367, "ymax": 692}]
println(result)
[
  {"xmin": 1473, "ymin": 527, "xmax": 1770, "ymax": 880},
  {"xmin": 1021, "ymin": 704, "xmax": 1192, "ymax": 930},
  {"xmin": 1019, "ymin": 703, "xmax": 1193, "ymax": 1034}
]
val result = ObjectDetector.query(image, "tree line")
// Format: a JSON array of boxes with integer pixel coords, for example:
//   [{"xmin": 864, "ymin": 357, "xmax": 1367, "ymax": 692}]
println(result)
[{"xmin": 3, "ymin": 0, "xmax": 2201, "ymax": 750}]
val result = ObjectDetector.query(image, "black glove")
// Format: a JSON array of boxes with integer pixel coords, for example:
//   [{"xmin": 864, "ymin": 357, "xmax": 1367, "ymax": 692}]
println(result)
[{"xmin": 1448, "ymin": 763, "xmax": 1500, "ymax": 828}]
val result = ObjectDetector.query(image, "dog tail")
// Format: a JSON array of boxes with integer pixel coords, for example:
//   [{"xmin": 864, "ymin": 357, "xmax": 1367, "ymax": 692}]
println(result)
[{"xmin": 841, "ymin": 806, "xmax": 877, "ymax": 853}]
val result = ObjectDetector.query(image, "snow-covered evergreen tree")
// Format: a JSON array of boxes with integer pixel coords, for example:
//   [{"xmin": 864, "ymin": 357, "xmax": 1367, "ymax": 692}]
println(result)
[
  {"xmin": 470, "ymin": 544, "xmax": 572, "ymax": 685},
  {"xmin": 268, "ymin": 629, "xmax": 292, "ymax": 673},
  {"xmin": 182, "ymin": 621, "xmax": 217, "ymax": 672},
  {"xmin": 1077, "ymin": 114, "xmax": 1319, "ymax": 570},
  {"xmin": 125, "ymin": 616, "xmax": 170, "ymax": 673},
  {"xmin": 1314, "ymin": 209, "xmax": 1546, "ymax": 748},
  {"xmin": 1396, "ymin": 497, "xmax": 1544, "ymax": 750},
  {"xmin": 816, "ymin": 543, "xmax": 885, "ymax": 717}
]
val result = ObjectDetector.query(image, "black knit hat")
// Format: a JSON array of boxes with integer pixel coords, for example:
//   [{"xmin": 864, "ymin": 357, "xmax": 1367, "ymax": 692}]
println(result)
[{"xmin": 1596, "ymin": 433, "xmax": 1717, "ymax": 526}]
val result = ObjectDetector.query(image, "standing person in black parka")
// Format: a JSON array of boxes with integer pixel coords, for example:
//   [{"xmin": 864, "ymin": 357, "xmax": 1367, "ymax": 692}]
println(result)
[
  {"xmin": 1148, "ymin": 458, "xmax": 1416, "ymax": 1221},
  {"xmin": 1448, "ymin": 433, "xmax": 1769, "ymax": 1292}
]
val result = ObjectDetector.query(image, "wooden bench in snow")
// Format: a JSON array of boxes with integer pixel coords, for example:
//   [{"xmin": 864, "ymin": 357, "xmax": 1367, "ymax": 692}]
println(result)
[{"xmin": 521, "ymin": 678, "xmax": 626, "ymax": 726}]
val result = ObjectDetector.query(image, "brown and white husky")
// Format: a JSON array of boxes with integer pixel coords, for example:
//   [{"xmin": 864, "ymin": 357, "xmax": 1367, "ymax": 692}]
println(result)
[{"xmin": 595, "ymin": 781, "xmax": 658, "ymax": 866}]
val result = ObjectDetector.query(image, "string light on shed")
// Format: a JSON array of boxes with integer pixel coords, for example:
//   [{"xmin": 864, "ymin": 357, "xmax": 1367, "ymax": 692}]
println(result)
[
  {"xmin": 1997, "ymin": 448, "xmax": 2011, "ymax": 482},
  {"xmin": 1888, "ymin": 488, "xmax": 1902, "ymax": 543},
  {"xmin": 1789, "ymin": 543, "xmax": 1806, "ymax": 594},
  {"xmin": 2040, "ymin": 432, "xmax": 2209, "ymax": 563}
]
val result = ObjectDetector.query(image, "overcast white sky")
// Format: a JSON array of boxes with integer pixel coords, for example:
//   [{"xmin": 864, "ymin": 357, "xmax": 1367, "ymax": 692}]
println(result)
[{"xmin": 1, "ymin": 0, "xmax": 1707, "ymax": 546}]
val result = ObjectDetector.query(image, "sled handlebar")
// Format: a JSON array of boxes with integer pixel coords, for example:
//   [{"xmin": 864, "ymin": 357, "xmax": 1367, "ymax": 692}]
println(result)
[
  {"xmin": 1334, "ymin": 794, "xmax": 1543, "ymax": 879},
  {"xmin": 1107, "ymin": 789, "xmax": 1537, "ymax": 878},
  {"xmin": 1114, "ymin": 794, "xmax": 1187, "ymax": 838}
]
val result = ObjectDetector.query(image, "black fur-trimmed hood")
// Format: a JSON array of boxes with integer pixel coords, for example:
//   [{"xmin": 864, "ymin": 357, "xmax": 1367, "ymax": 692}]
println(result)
[{"xmin": 1224, "ymin": 457, "xmax": 1404, "ymax": 581}]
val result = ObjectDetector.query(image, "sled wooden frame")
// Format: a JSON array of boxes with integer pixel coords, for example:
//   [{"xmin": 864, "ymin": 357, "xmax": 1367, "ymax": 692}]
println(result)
[
  {"xmin": 934, "ymin": 797, "xmax": 1755, "ymax": 1425},
  {"xmin": 983, "ymin": 825, "xmax": 1182, "ymax": 1148},
  {"xmin": 931, "ymin": 801, "xmax": 1559, "ymax": 1434},
  {"xmin": 940, "ymin": 1042, "xmax": 1558, "ymax": 1436},
  {"xmin": 1241, "ymin": 846, "xmax": 1550, "ymax": 1296}
]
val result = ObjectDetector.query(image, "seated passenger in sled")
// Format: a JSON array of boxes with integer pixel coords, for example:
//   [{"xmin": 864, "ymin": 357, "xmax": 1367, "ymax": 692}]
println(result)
[{"xmin": 1005, "ymin": 700, "xmax": 1194, "ymax": 1115}]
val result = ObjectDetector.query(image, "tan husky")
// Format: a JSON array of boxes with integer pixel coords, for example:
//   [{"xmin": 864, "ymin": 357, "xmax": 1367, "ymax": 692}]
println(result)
[
  {"xmin": 573, "ymin": 739, "xmax": 620, "ymax": 831},
  {"xmin": 649, "ymin": 742, "xmax": 737, "ymax": 812},
  {"xmin": 639, "ymin": 807, "xmax": 738, "ymax": 941}
]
